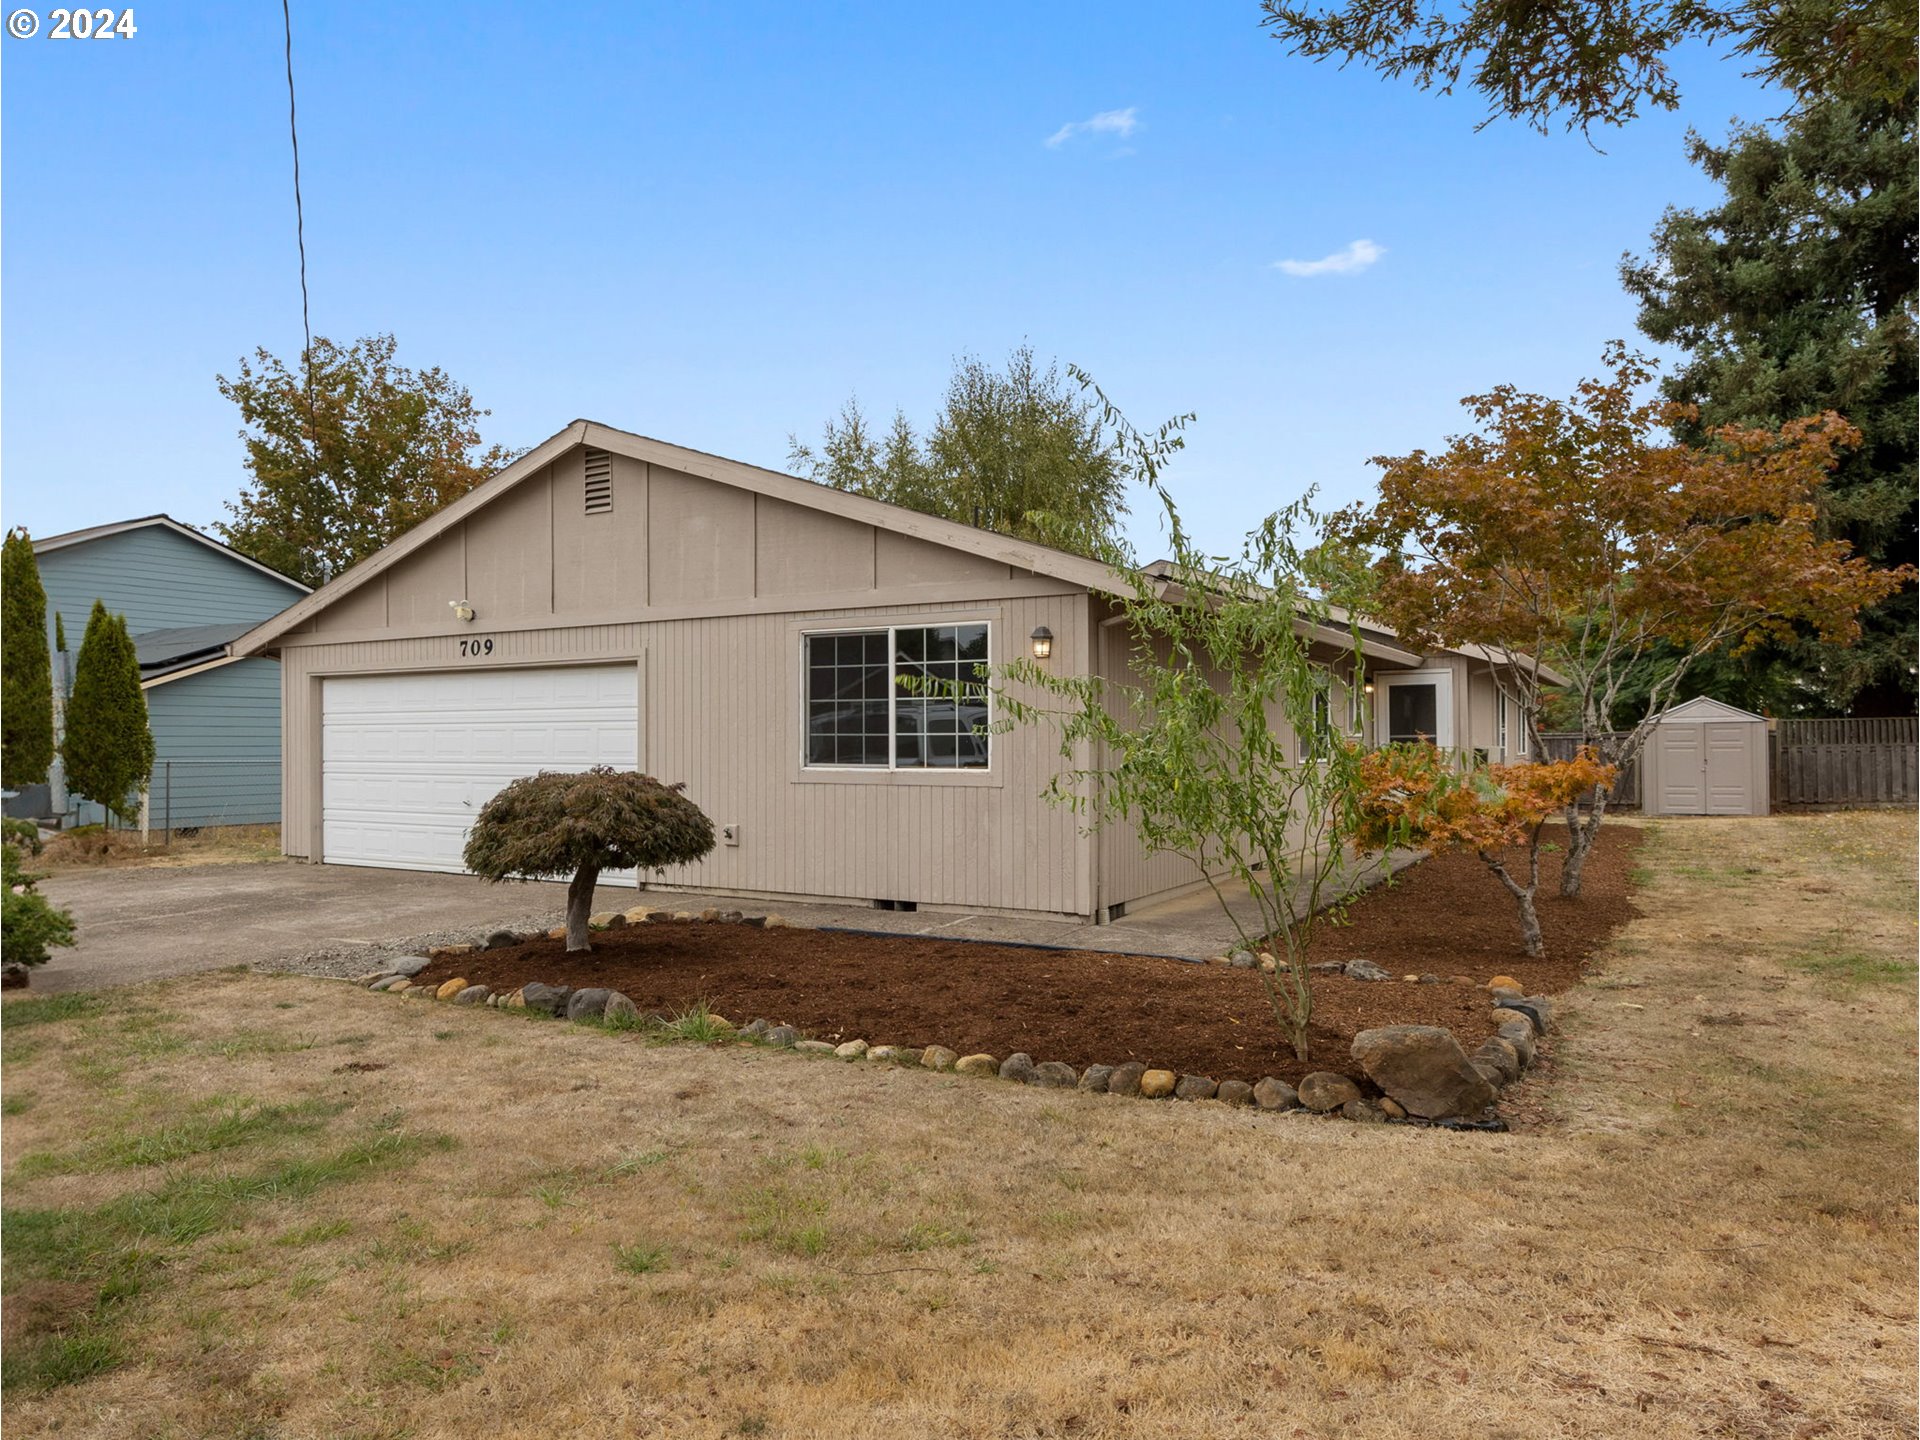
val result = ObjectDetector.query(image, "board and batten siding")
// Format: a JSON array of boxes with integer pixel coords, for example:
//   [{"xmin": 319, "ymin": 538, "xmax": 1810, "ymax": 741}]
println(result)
[
  {"xmin": 273, "ymin": 448, "xmax": 1102, "ymax": 916},
  {"xmin": 279, "ymin": 594, "xmax": 1092, "ymax": 915}
]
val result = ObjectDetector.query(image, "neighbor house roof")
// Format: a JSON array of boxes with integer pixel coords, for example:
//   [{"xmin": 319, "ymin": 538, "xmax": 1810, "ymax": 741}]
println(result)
[
  {"xmin": 132, "ymin": 622, "xmax": 254, "ymax": 680},
  {"xmin": 33, "ymin": 514, "xmax": 311, "ymax": 593}
]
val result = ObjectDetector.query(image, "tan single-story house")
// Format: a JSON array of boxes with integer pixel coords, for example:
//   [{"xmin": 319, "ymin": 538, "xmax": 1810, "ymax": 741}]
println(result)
[{"xmin": 234, "ymin": 420, "xmax": 1539, "ymax": 921}]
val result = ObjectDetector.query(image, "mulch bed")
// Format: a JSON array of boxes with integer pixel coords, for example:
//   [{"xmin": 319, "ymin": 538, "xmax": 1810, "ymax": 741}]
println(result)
[{"xmin": 412, "ymin": 826, "xmax": 1642, "ymax": 1087}]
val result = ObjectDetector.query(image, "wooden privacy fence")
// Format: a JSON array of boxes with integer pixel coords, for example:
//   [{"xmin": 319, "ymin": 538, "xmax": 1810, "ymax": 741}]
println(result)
[
  {"xmin": 1537, "ymin": 733, "xmax": 1641, "ymax": 808},
  {"xmin": 1772, "ymin": 716, "xmax": 1918, "ymax": 807}
]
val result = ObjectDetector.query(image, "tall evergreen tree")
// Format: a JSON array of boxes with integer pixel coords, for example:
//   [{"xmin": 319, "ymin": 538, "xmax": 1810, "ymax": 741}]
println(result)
[
  {"xmin": 60, "ymin": 601, "xmax": 154, "ymax": 826},
  {"xmin": 1622, "ymin": 92, "xmax": 1917, "ymax": 713},
  {"xmin": 2, "ymin": 530, "xmax": 55, "ymax": 787}
]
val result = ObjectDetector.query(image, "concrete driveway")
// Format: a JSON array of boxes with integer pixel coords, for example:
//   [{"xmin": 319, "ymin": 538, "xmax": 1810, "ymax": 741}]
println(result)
[{"xmin": 30, "ymin": 862, "xmax": 573, "ymax": 994}]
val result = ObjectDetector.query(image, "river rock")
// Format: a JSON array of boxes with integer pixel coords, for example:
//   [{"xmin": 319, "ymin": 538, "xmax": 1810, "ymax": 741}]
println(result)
[
  {"xmin": 1216, "ymin": 1079, "xmax": 1254, "ymax": 1105},
  {"xmin": 1297, "ymin": 1071, "xmax": 1363, "ymax": 1112},
  {"xmin": 1494, "ymin": 997, "xmax": 1551, "ymax": 1034},
  {"xmin": 1174, "ymin": 1075, "xmax": 1218, "ymax": 1101},
  {"xmin": 1351, "ymin": 1025, "xmax": 1497, "ymax": 1119},
  {"xmin": 921, "ymin": 1045, "xmax": 958, "ymax": 1072},
  {"xmin": 567, "ymin": 988, "xmax": 613, "ymax": 1022},
  {"xmin": 1252, "ymin": 1077, "xmax": 1300, "ymax": 1111},
  {"xmin": 1473, "ymin": 1036, "xmax": 1523, "ymax": 1084},
  {"xmin": 998, "ymin": 1053, "xmax": 1038, "ymax": 1084},
  {"xmin": 483, "ymin": 930, "xmax": 521, "ymax": 950},
  {"xmin": 1378, "ymin": 1096, "xmax": 1408, "ymax": 1118},
  {"xmin": 833, "ymin": 1038, "xmax": 868, "ymax": 1059},
  {"xmin": 1344, "ymin": 959, "xmax": 1392, "ymax": 982},
  {"xmin": 454, "ymin": 985, "xmax": 490, "ymax": 1006},
  {"xmin": 1341, "ymin": 1098, "xmax": 1388, "ymax": 1123},
  {"xmin": 1033, "ymin": 1061, "xmax": 1079, "ymax": 1088},
  {"xmin": 795, "ymin": 1039, "xmax": 836, "ymax": 1054},
  {"xmin": 866, "ymin": 1045, "xmax": 905, "ymax": 1063},
  {"xmin": 955, "ymin": 1053, "xmax": 999, "ymax": 1077},
  {"xmin": 1139, "ymin": 1069, "xmax": 1178, "ymax": 1098},
  {"xmin": 434, "ymin": 977, "xmax": 468, "ymax": 1000},
  {"xmin": 603, "ymin": 992, "xmax": 639, "ymax": 1024},
  {"xmin": 1078, "ymin": 1064, "xmax": 1115, "ymax": 1093},
  {"xmin": 762, "ymin": 1025, "xmax": 799, "ymax": 1047},
  {"xmin": 1496, "ymin": 1019, "xmax": 1537, "ymax": 1065},
  {"xmin": 389, "ymin": 955, "xmax": 433, "ymax": 977},
  {"xmin": 1107, "ymin": 1062, "xmax": 1148, "ymax": 1097}
]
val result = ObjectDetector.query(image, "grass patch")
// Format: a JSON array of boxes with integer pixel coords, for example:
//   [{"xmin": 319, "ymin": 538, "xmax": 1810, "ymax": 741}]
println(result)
[
  {"xmin": 2, "ymin": 1124, "xmax": 453, "ymax": 1393},
  {"xmin": 2, "ymin": 992, "xmax": 109, "ymax": 1029},
  {"xmin": 4, "ymin": 1090, "xmax": 34, "ymax": 1116},
  {"xmin": 613, "ymin": 1240, "xmax": 671, "ymax": 1275},
  {"xmin": 652, "ymin": 1002, "xmax": 730, "ymax": 1044},
  {"xmin": 738, "ymin": 1184, "xmax": 832, "ymax": 1257},
  {"xmin": 1784, "ymin": 948, "xmax": 1918, "ymax": 990},
  {"xmin": 13, "ymin": 1096, "xmax": 346, "ymax": 1178}
]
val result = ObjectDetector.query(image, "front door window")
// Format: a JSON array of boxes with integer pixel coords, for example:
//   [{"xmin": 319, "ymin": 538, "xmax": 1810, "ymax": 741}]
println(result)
[{"xmin": 1387, "ymin": 682, "xmax": 1439, "ymax": 745}]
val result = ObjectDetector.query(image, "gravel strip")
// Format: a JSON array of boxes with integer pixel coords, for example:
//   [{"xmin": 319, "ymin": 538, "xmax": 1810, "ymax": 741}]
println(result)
[{"xmin": 256, "ymin": 913, "xmax": 564, "ymax": 981}]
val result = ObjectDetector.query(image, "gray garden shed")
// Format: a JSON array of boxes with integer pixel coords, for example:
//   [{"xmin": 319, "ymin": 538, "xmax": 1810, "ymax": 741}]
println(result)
[{"xmin": 1638, "ymin": 696, "xmax": 1771, "ymax": 816}]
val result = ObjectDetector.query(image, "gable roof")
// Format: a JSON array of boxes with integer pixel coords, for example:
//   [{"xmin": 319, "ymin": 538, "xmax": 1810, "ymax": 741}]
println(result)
[
  {"xmin": 1656, "ymin": 695, "xmax": 1769, "ymax": 724},
  {"xmin": 234, "ymin": 420, "xmax": 1138, "ymax": 656},
  {"xmin": 33, "ymin": 515, "xmax": 311, "ymax": 594}
]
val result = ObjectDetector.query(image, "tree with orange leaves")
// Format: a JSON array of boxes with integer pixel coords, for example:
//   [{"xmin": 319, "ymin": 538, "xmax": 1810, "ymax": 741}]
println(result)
[
  {"xmin": 1356, "ymin": 746, "xmax": 1616, "ymax": 959},
  {"xmin": 1333, "ymin": 343, "xmax": 1908, "ymax": 899}
]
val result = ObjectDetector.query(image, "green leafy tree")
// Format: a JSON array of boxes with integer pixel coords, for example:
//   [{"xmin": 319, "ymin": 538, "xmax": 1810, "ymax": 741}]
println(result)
[
  {"xmin": 789, "ymin": 346, "xmax": 1133, "ymax": 557},
  {"xmin": 1622, "ymin": 92, "xmax": 1917, "ymax": 713},
  {"xmin": 2, "ymin": 833, "xmax": 75, "ymax": 968},
  {"xmin": 981, "ymin": 386, "xmax": 1395, "ymax": 1063},
  {"xmin": 216, "ymin": 333, "xmax": 520, "ymax": 588},
  {"xmin": 1259, "ymin": 0, "xmax": 1916, "ymax": 133},
  {"xmin": 2, "ymin": 529, "xmax": 55, "ymax": 787},
  {"xmin": 463, "ymin": 768, "xmax": 717, "ymax": 952},
  {"xmin": 60, "ymin": 602, "xmax": 154, "ymax": 827}
]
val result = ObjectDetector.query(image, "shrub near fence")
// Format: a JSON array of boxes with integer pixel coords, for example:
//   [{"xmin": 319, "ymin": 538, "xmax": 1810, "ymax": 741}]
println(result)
[{"xmin": 1773, "ymin": 717, "xmax": 1918, "ymax": 808}]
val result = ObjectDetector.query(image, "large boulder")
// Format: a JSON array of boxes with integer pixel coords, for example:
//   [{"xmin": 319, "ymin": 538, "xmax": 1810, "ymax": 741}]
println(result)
[
  {"xmin": 1351, "ymin": 1025, "xmax": 1497, "ymax": 1120},
  {"xmin": 1107, "ymin": 1062, "xmax": 1148, "ymax": 1097},
  {"xmin": 998, "ymin": 1053, "xmax": 1038, "ymax": 1084},
  {"xmin": 1252, "ymin": 1077, "xmax": 1300, "ymax": 1111},
  {"xmin": 567, "ymin": 988, "xmax": 613, "ymax": 1022},
  {"xmin": 1297, "ymin": 1072, "xmax": 1363, "ymax": 1112}
]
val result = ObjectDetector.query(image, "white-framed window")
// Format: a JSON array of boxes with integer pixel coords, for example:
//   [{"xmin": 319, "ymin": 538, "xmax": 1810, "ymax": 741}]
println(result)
[
  {"xmin": 1497, "ymin": 690, "xmax": 1509, "ymax": 754},
  {"xmin": 804, "ymin": 622, "xmax": 991, "ymax": 770},
  {"xmin": 1297, "ymin": 688, "xmax": 1333, "ymax": 762},
  {"xmin": 1378, "ymin": 669, "xmax": 1456, "ymax": 748},
  {"xmin": 1497, "ymin": 690, "xmax": 1531, "ymax": 759}
]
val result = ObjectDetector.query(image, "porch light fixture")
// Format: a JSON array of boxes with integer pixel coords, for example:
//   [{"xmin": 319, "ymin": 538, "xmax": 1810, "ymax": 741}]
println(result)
[
  {"xmin": 450, "ymin": 600, "xmax": 476, "ymax": 622},
  {"xmin": 1030, "ymin": 625, "xmax": 1054, "ymax": 660},
  {"xmin": 1363, "ymin": 680, "xmax": 1376, "ymax": 696}
]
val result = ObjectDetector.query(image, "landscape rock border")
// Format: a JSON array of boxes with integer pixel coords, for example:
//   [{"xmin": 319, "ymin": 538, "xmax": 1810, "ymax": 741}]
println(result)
[{"xmin": 344, "ymin": 913, "xmax": 1549, "ymax": 1130}]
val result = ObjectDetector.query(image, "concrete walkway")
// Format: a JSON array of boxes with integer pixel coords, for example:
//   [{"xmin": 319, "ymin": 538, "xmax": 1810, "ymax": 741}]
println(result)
[{"xmin": 26, "ymin": 851, "xmax": 1421, "ymax": 994}]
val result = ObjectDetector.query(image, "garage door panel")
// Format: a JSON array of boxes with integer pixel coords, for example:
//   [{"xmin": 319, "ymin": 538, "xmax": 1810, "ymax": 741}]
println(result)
[{"xmin": 322, "ymin": 665, "xmax": 640, "ymax": 880}]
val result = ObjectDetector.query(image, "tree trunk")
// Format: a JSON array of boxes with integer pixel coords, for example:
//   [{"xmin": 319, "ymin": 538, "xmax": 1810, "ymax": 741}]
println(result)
[
  {"xmin": 565, "ymin": 865, "xmax": 599, "ymax": 952},
  {"xmin": 1258, "ymin": 952, "xmax": 1314, "ymax": 1064},
  {"xmin": 1560, "ymin": 785, "xmax": 1610, "ymax": 898},
  {"xmin": 1479, "ymin": 842, "xmax": 1545, "ymax": 960}
]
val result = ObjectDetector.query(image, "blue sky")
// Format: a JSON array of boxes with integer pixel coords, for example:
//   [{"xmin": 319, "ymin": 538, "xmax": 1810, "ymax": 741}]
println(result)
[{"xmin": 4, "ymin": 2, "xmax": 1781, "ymax": 554}]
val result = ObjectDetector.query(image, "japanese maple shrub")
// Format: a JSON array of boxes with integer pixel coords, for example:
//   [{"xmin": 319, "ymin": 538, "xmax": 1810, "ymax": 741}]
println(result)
[
  {"xmin": 463, "ymin": 768, "xmax": 716, "ymax": 952},
  {"xmin": 1334, "ymin": 343, "xmax": 1906, "ymax": 898},
  {"xmin": 1354, "ymin": 745, "xmax": 1615, "ymax": 959}
]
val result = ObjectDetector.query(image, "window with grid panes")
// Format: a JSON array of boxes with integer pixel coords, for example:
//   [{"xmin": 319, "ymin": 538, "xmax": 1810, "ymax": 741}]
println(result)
[{"xmin": 804, "ymin": 623, "xmax": 990, "ymax": 769}]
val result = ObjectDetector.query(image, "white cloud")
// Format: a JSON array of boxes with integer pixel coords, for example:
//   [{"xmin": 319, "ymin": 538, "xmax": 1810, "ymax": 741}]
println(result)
[
  {"xmin": 1273, "ymin": 239, "xmax": 1386, "ymax": 277},
  {"xmin": 1046, "ymin": 106, "xmax": 1139, "ymax": 149}
]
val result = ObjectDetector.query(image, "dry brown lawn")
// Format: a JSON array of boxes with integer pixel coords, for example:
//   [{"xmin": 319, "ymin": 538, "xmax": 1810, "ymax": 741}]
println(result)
[
  {"xmin": 2, "ymin": 812, "xmax": 1913, "ymax": 1439},
  {"xmin": 36, "ymin": 823, "xmax": 284, "ymax": 872}
]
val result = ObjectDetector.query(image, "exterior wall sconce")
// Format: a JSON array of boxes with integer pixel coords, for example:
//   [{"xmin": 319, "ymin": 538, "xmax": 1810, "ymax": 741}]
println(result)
[
  {"xmin": 450, "ymin": 600, "xmax": 476, "ymax": 622},
  {"xmin": 1030, "ymin": 625, "xmax": 1054, "ymax": 660},
  {"xmin": 1362, "ymin": 680, "xmax": 1375, "ymax": 696}
]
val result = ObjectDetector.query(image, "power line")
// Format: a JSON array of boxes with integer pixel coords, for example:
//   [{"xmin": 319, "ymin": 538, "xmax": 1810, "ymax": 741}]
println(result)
[{"xmin": 280, "ymin": 0, "xmax": 314, "ymax": 432}]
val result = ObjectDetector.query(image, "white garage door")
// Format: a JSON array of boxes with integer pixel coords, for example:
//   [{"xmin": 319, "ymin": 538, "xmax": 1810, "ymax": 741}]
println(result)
[{"xmin": 322, "ymin": 665, "xmax": 639, "ymax": 877}]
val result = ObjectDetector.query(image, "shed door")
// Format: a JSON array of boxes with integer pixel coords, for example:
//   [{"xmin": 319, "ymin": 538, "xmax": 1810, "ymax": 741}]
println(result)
[
  {"xmin": 1704, "ymin": 722, "xmax": 1755, "ymax": 814},
  {"xmin": 1656, "ymin": 723, "xmax": 1705, "ymax": 814},
  {"xmin": 321, "ymin": 665, "xmax": 639, "ymax": 877}
]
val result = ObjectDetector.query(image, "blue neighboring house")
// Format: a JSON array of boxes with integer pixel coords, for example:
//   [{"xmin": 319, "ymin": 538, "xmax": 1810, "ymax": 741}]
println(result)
[{"xmin": 33, "ymin": 515, "xmax": 310, "ymax": 830}]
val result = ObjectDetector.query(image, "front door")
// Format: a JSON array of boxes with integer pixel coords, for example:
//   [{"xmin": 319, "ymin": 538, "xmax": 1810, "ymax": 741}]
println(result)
[{"xmin": 1378, "ymin": 670, "xmax": 1455, "ymax": 748}]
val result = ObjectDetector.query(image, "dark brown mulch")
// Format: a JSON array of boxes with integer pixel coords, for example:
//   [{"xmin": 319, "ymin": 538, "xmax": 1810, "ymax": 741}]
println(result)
[{"xmin": 412, "ymin": 826, "xmax": 1642, "ymax": 1088}]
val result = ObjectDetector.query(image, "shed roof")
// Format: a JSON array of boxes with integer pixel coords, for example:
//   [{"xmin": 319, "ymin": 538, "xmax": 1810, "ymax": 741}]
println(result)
[{"xmin": 1654, "ymin": 695, "xmax": 1769, "ymax": 724}]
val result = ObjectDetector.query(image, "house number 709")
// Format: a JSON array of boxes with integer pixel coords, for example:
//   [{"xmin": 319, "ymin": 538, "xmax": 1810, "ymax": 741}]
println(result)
[{"xmin": 458, "ymin": 638, "xmax": 495, "ymax": 658}]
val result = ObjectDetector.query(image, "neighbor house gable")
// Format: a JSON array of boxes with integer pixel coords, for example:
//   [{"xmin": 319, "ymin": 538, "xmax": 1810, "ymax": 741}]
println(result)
[{"xmin": 235, "ymin": 422, "xmax": 1123, "ymax": 655}]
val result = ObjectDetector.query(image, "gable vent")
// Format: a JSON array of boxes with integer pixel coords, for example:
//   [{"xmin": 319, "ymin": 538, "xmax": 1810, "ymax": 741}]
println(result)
[{"xmin": 583, "ymin": 450, "xmax": 614, "ymax": 514}]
